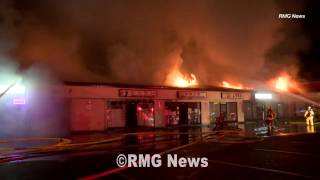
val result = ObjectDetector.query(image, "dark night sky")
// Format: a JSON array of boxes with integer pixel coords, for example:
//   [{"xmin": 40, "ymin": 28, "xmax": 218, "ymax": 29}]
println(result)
[
  {"xmin": 0, "ymin": 0, "xmax": 320, "ymax": 85},
  {"xmin": 299, "ymin": 0, "xmax": 320, "ymax": 81}
]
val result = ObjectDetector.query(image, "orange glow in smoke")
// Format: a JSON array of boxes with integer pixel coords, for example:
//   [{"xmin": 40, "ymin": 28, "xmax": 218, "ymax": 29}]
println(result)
[{"xmin": 221, "ymin": 81, "xmax": 244, "ymax": 89}]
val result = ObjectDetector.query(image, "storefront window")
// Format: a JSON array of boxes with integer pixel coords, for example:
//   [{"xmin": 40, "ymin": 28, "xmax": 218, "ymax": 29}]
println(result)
[
  {"xmin": 243, "ymin": 101, "xmax": 253, "ymax": 120},
  {"xmin": 209, "ymin": 102, "xmax": 220, "ymax": 123},
  {"xmin": 227, "ymin": 102, "xmax": 237, "ymax": 121},
  {"xmin": 165, "ymin": 102, "xmax": 201, "ymax": 125},
  {"xmin": 209, "ymin": 102, "xmax": 238, "ymax": 123},
  {"xmin": 136, "ymin": 103, "xmax": 155, "ymax": 127}
]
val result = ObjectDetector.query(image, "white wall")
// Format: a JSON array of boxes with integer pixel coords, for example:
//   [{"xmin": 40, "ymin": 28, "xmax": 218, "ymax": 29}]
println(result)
[{"xmin": 70, "ymin": 99, "xmax": 105, "ymax": 131}]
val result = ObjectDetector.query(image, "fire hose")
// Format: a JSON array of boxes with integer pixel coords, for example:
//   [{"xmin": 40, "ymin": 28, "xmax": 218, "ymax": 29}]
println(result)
[{"xmin": 0, "ymin": 130, "xmax": 264, "ymax": 164}]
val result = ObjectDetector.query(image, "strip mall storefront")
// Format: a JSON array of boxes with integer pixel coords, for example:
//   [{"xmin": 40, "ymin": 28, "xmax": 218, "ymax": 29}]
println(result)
[{"xmin": 65, "ymin": 85, "xmax": 252, "ymax": 131}]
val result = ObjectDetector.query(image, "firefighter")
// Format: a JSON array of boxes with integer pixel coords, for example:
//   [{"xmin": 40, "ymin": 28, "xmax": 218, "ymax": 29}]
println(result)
[
  {"xmin": 214, "ymin": 112, "xmax": 225, "ymax": 129},
  {"xmin": 304, "ymin": 106, "xmax": 314, "ymax": 126},
  {"xmin": 266, "ymin": 107, "xmax": 275, "ymax": 132}
]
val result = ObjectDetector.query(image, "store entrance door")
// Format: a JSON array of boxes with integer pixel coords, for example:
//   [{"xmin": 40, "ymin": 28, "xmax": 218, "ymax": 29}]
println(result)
[
  {"xmin": 126, "ymin": 102, "xmax": 138, "ymax": 127},
  {"xmin": 179, "ymin": 103, "xmax": 188, "ymax": 125}
]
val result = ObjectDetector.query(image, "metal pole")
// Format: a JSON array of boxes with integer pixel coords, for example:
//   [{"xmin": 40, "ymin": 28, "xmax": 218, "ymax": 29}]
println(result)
[{"xmin": 0, "ymin": 81, "xmax": 17, "ymax": 98}]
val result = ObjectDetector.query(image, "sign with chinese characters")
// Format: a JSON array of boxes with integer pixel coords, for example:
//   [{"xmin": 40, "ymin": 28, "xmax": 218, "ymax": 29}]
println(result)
[
  {"xmin": 177, "ymin": 91, "xmax": 207, "ymax": 99},
  {"xmin": 221, "ymin": 92, "xmax": 242, "ymax": 99},
  {"xmin": 119, "ymin": 89, "xmax": 156, "ymax": 98}
]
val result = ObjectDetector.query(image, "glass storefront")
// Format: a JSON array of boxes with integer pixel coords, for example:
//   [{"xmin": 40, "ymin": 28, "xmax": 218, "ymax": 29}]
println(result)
[
  {"xmin": 136, "ymin": 102, "xmax": 155, "ymax": 127},
  {"xmin": 165, "ymin": 102, "xmax": 201, "ymax": 126},
  {"xmin": 106, "ymin": 100, "xmax": 155, "ymax": 128},
  {"xmin": 209, "ymin": 102, "xmax": 238, "ymax": 123},
  {"xmin": 243, "ymin": 101, "xmax": 296, "ymax": 121}
]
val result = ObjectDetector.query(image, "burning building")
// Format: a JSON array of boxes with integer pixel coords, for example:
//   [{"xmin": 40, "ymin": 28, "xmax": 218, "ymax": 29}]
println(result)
[
  {"xmin": 64, "ymin": 83, "xmax": 252, "ymax": 131},
  {"xmin": 0, "ymin": 0, "xmax": 317, "ymax": 133},
  {"xmin": 63, "ymin": 78, "xmax": 319, "ymax": 132}
]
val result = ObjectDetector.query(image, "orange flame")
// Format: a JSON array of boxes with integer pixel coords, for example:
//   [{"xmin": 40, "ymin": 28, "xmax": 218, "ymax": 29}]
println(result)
[
  {"xmin": 275, "ymin": 76, "xmax": 289, "ymax": 91},
  {"xmin": 271, "ymin": 74, "xmax": 300, "ymax": 92},
  {"xmin": 221, "ymin": 81, "xmax": 244, "ymax": 89},
  {"xmin": 166, "ymin": 69, "xmax": 198, "ymax": 87},
  {"xmin": 173, "ymin": 73, "xmax": 198, "ymax": 87},
  {"xmin": 165, "ymin": 51, "xmax": 198, "ymax": 88}
]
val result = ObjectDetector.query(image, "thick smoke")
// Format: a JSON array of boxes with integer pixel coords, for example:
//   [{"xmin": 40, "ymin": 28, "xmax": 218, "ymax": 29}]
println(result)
[
  {"xmin": 261, "ymin": 0, "xmax": 309, "ymax": 81},
  {"xmin": 0, "ymin": 0, "xmax": 308, "ymax": 86},
  {"xmin": 0, "ymin": 59, "xmax": 69, "ymax": 138},
  {"xmin": 0, "ymin": 2, "xmax": 69, "ymax": 137}
]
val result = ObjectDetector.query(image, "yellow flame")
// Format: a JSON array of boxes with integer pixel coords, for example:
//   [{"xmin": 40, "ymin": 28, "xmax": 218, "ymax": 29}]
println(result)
[
  {"xmin": 221, "ymin": 81, "xmax": 244, "ymax": 89},
  {"xmin": 271, "ymin": 73, "xmax": 301, "ymax": 92},
  {"xmin": 173, "ymin": 73, "xmax": 198, "ymax": 87},
  {"xmin": 166, "ymin": 70, "xmax": 198, "ymax": 87},
  {"xmin": 275, "ymin": 76, "xmax": 289, "ymax": 91},
  {"xmin": 165, "ymin": 52, "xmax": 198, "ymax": 87}
]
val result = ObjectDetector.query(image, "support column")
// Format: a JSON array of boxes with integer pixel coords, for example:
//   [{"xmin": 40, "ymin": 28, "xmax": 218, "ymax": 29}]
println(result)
[
  {"xmin": 201, "ymin": 101, "xmax": 210, "ymax": 126},
  {"xmin": 154, "ymin": 100, "xmax": 166, "ymax": 128},
  {"xmin": 237, "ymin": 101, "xmax": 245, "ymax": 123}
]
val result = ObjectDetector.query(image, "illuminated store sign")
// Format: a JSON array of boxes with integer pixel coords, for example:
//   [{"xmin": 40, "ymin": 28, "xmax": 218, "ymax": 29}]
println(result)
[
  {"xmin": 119, "ymin": 89, "xmax": 156, "ymax": 97},
  {"xmin": 177, "ymin": 91, "xmax": 207, "ymax": 99}
]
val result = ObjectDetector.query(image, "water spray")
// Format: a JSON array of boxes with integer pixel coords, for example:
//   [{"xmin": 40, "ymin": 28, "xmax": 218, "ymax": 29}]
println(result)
[{"xmin": 282, "ymin": 91, "xmax": 320, "ymax": 107}]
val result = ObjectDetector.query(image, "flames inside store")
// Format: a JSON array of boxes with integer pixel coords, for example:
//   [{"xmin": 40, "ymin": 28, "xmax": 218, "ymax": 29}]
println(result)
[
  {"xmin": 106, "ymin": 100, "xmax": 155, "ymax": 128},
  {"xmin": 165, "ymin": 102, "xmax": 201, "ymax": 125},
  {"xmin": 209, "ymin": 102, "xmax": 238, "ymax": 124}
]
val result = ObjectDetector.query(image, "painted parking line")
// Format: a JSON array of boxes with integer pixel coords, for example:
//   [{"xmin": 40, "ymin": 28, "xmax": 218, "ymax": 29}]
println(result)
[
  {"xmin": 208, "ymin": 159, "xmax": 318, "ymax": 179},
  {"xmin": 255, "ymin": 148, "xmax": 320, "ymax": 157}
]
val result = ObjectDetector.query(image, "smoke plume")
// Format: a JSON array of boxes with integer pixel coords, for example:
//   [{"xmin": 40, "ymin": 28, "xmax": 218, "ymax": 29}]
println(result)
[{"xmin": 0, "ymin": 0, "xmax": 309, "ymax": 86}]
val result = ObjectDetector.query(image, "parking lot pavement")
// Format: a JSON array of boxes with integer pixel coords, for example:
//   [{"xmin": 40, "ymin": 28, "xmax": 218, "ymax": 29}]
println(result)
[
  {"xmin": 116, "ymin": 133, "xmax": 320, "ymax": 180},
  {"xmin": 0, "ymin": 124, "xmax": 319, "ymax": 179}
]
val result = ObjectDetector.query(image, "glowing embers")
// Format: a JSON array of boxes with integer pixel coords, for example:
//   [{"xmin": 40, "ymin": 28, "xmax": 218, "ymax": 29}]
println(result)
[
  {"xmin": 13, "ymin": 98, "xmax": 26, "ymax": 105},
  {"xmin": 0, "ymin": 85, "xmax": 25, "ymax": 95}
]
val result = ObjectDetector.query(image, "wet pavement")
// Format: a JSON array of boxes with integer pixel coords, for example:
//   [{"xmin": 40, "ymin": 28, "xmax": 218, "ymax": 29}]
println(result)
[{"xmin": 0, "ymin": 122, "xmax": 319, "ymax": 179}]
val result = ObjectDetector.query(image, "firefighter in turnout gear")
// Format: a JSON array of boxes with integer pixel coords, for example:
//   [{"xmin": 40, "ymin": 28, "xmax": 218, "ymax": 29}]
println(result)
[
  {"xmin": 304, "ymin": 106, "xmax": 314, "ymax": 126},
  {"xmin": 266, "ymin": 107, "xmax": 275, "ymax": 133}
]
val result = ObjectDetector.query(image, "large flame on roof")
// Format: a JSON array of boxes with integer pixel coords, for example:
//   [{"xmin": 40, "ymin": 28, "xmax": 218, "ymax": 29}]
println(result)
[
  {"xmin": 270, "ymin": 73, "xmax": 300, "ymax": 92},
  {"xmin": 221, "ymin": 81, "xmax": 244, "ymax": 89},
  {"xmin": 166, "ymin": 69, "xmax": 198, "ymax": 87},
  {"xmin": 275, "ymin": 76, "xmax": 289, "ymax": 91},
  {"xmin": 165, "ymin": 55, "xmax": 198, "ymax": 87}
]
